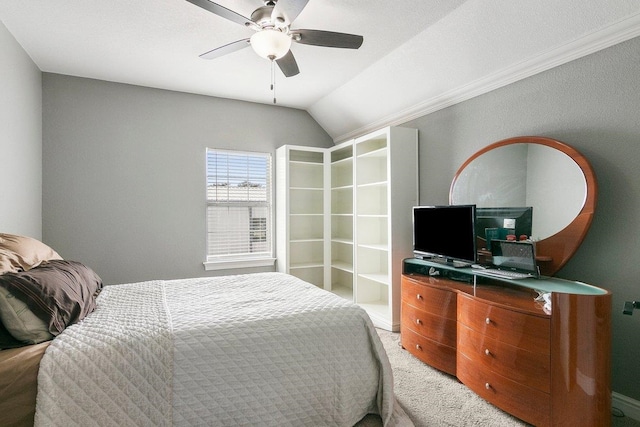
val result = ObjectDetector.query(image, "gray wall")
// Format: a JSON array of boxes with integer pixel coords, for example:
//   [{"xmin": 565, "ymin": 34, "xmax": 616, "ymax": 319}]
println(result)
[
  {"xmin": 403, "ymin": 36, "xmax": 640, "ymax": 402},
  {"xmin": 42, "ymin": 74, "xmax": 333, "ymax": 284},
  {"xmin": 0, "ymin": 22, "xmax": 42, "ymax": 238}
]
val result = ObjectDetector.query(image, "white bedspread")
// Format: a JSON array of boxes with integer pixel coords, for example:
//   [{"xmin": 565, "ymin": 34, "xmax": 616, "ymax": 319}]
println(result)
[{"xmin": 35, "ymin": 272, "xmax": 412, "ymax": 426}]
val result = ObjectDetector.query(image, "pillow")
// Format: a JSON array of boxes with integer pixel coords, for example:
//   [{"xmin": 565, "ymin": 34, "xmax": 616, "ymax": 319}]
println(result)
[
  {"xmin": 0, "ymin": 286, "xmax": 53, "ymax": 345},
  {"xmin": 0, "ymin": 260, "xmax": 102, "ymax": 337},
  {"xmin": 0, "ymin": 319, "xmax": 26, "ymax": 349},
  {"xmin": 0, "ymin": 248, "xmax": 22, "ymax": 275},
  {"xmin": 0, "ymin": 233, "xmax": 62, "ymax": 272}
]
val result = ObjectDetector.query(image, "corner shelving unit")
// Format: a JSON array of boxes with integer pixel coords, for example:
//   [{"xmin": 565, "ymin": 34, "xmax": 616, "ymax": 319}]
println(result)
[{"xmin": 276, "ymin": 126, "xmax": 418, "ymax": 331}]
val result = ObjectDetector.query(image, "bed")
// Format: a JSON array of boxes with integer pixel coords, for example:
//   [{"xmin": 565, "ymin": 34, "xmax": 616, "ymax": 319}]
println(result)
[{"xmin": 0, "ymin": 233, "xmax": 411, "ymax": 426}]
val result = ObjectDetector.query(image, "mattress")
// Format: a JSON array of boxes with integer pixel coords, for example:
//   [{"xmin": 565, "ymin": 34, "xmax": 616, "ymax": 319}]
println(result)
[{"xmin": 34, "ymin": 272, "xmax": 411, "ymax": 426}]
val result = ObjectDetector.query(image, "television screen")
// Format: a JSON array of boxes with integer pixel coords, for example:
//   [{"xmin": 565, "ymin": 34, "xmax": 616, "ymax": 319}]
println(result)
[
  {"xmin": 413, "ymin": 205, "xmax": 477, "ymax": 265},
  {"xmin": 475, "ymin": 207, "xmax": 533, "ymax": 251}
]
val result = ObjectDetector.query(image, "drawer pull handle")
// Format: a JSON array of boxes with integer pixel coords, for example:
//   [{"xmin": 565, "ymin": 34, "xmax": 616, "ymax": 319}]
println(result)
[
  {"xmin": 416, "ymin": 319, "xmax": 422, "ymax": 325},
  {"xmin": 485, "ymin": 382, "xmax": 491, "ymax": 390},
  {"xmin": 485, "ymin": 349, "xmax": 491, "ymax": 356},
  {"xmin": 416, "ymin": 294, "xmax": 423, "ymax": 300},
  {"xmin": 485, "ymin": 317, "xmax": 491, "ymax": 325},
  {"xmin": 416, "ymin": 344, "xmax": 422, "ymax": 351}
]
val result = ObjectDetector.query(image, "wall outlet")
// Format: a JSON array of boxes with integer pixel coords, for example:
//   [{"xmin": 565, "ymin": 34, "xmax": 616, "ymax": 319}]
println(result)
[{"xmin": 623, "ymin": 301, "xmax": 638, "ymax": 315}]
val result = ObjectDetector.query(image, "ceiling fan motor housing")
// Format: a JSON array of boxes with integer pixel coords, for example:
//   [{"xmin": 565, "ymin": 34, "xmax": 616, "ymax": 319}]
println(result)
[{"xmin": 251, "ymin": 6, "xmax": 277, "ymax": 27}]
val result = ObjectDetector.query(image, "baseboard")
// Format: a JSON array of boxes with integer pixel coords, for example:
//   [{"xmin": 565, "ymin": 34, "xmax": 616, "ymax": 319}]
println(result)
[{"xmin": 613, "ymin": 392, "xmax": 640, "ymax": 422}]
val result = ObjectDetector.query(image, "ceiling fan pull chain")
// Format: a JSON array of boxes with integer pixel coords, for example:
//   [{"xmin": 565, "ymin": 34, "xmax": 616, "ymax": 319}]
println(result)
[{"xmin": 271, "ymin": 58, "xmax": 277, "ymax": 104}]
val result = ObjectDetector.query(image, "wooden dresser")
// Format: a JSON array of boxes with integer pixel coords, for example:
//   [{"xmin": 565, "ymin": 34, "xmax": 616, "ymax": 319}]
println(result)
[{"xmin": 401, "ymin": 258, "xmax": 611, "ymax": 427}]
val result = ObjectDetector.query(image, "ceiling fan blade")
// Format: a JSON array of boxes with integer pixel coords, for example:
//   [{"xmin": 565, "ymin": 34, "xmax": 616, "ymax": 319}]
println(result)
[
  {"xmin": 292, "ymin": 29, "xmax": 363, "ymax": 49},
  {"xmin": 276, "ymin": 51, "xmax": 300, "ymax": 77},
  {"xmin": 199, "ymin": 38, "xmax": 251, "ymax": 60},
  {"xmin": 185, "ymin": 0, "xmax": 252, "ymax": 27},
  {"xmin": 271, "ymin": 0, "xmax": 310, "ymax": 26}
]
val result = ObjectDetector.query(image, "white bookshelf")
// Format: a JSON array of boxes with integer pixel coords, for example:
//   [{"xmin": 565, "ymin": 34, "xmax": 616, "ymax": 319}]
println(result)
[
  {"xmin": 276, "ymin": 126, "xmax": 418, "ymax": 331},
  {"xmin": 328, "ymin": 141, "xmax": 355, "ymax": 300},
  {"xmin": 276, "ymin": 146, "xmax": 327, "ymax": 288},
  {"xmin": 353, "ymin": 127, "xmax": 418, "ymax": 331}
]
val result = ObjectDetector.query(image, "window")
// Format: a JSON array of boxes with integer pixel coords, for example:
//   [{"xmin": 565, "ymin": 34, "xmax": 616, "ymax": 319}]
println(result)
[{"xmin": 204, "ymin": 148, "xmax": 274, "ymax": 270}]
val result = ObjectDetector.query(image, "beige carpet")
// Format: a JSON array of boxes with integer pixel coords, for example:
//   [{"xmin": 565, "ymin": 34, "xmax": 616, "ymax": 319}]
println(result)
[{"xmin": 356, "ymin": 329, "xmax": 640, "ymax": 427}]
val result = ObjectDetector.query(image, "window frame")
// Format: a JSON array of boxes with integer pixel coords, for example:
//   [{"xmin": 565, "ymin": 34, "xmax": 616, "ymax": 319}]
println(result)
[{"xmin": 203, "ymin": 148, "xmax": 275, "ymax": 271}]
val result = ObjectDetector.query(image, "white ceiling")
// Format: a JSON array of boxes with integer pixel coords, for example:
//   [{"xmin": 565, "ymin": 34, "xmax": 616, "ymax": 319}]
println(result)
[{"xmin": 1, "ymin": 0, "xmax": 640, "ymax": 141}]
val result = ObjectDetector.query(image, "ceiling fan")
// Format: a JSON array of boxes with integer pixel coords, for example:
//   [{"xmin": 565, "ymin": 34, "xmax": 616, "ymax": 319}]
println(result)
[{"xmin": 186, "ymin": 0, "xmax": 364, "ymax": 78}]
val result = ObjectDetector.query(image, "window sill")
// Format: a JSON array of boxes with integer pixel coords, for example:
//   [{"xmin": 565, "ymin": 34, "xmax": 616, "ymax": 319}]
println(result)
[{"xmin": 203, "ymin": 257, "xmax": 276, "ymax": 271}]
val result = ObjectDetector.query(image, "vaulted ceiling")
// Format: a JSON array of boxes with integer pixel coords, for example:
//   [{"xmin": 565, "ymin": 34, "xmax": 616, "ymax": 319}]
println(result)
[{"xmin": 1, "ymin": 0, "xmax": 639, "ymax": 141}]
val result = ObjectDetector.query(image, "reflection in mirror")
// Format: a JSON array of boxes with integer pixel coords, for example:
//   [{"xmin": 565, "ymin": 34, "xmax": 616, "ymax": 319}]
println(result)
[
  {"xmin": 450, "ymin": 136, "xmax": 597, "ymax": 276},
  {"xmin": 450, "ymin": 143, "xmax": 586, "ymax": 240}
]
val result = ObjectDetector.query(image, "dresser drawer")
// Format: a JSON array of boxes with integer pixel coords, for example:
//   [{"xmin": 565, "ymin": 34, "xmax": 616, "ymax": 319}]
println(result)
[
  {"xmin": 457, "ymin": 323, "xmax": 550, "ymax": 393},
  {"xmin": 457, "ymin": 352, "xmax": 550, "ymax": 427},
  {"xmin": 457, "ymin": 293, "xmax": 550, "ymax": 354},
  {"xmin": 402, "ymin": 302, "xmax": 456, "ymax": 348},
  {"xmin": 401, "ymin": 276, "xmax": 457, "ymax": 320},
  {"xmin": 401, "ymin": 326, "xmax": 456, "ymax": 376}
]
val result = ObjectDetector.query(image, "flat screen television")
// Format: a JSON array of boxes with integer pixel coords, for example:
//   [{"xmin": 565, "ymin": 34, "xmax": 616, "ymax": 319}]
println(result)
[
  {"xmin": 475, "ymin": 207, "xmax": 533, "ymax": 251},
  {"xmin": 412, "ymin": 205, "xmax": 477, "ymax": 266}
]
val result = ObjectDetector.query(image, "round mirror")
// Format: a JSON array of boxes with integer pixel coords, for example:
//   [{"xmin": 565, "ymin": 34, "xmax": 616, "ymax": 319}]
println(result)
[{"xmin": 450, "ymin": 136, "xmax": 597, "ymax": 276}]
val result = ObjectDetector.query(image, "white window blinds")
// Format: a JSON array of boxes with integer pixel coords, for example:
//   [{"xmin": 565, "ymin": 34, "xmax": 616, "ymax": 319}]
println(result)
[{"xmin": 206, "ymin": 148, "xmax": 273, "ymax": 263}]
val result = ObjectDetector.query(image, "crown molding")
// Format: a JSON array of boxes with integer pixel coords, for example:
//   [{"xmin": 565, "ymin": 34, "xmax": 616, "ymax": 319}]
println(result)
[{"xmin": 333, "ymin": 12, "xmax": 640, "ymax": 144}]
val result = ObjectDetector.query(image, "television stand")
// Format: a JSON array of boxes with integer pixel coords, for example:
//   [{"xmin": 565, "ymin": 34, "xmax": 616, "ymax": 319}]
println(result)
[{"xmin": 401, "ymin": 258, "xmax": 611, "ymax": 426}]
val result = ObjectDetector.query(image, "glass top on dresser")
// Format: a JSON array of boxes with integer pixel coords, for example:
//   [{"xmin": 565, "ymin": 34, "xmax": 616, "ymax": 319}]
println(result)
[{"xmin": 403, "ymin": 258, "xmax": 607, "ymax": 296}]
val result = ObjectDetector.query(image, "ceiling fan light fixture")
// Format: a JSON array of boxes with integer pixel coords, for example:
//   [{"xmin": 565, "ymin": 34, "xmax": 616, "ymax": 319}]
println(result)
[{"xmin": 250, "ymin": 29, "xmax": 292, "ymax": 60}]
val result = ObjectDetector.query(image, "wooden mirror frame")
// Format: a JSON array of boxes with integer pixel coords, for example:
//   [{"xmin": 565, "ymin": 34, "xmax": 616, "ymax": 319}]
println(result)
[{"xmin": 450, "ymin": 136, "xmax": 597, "ymax": 276}]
